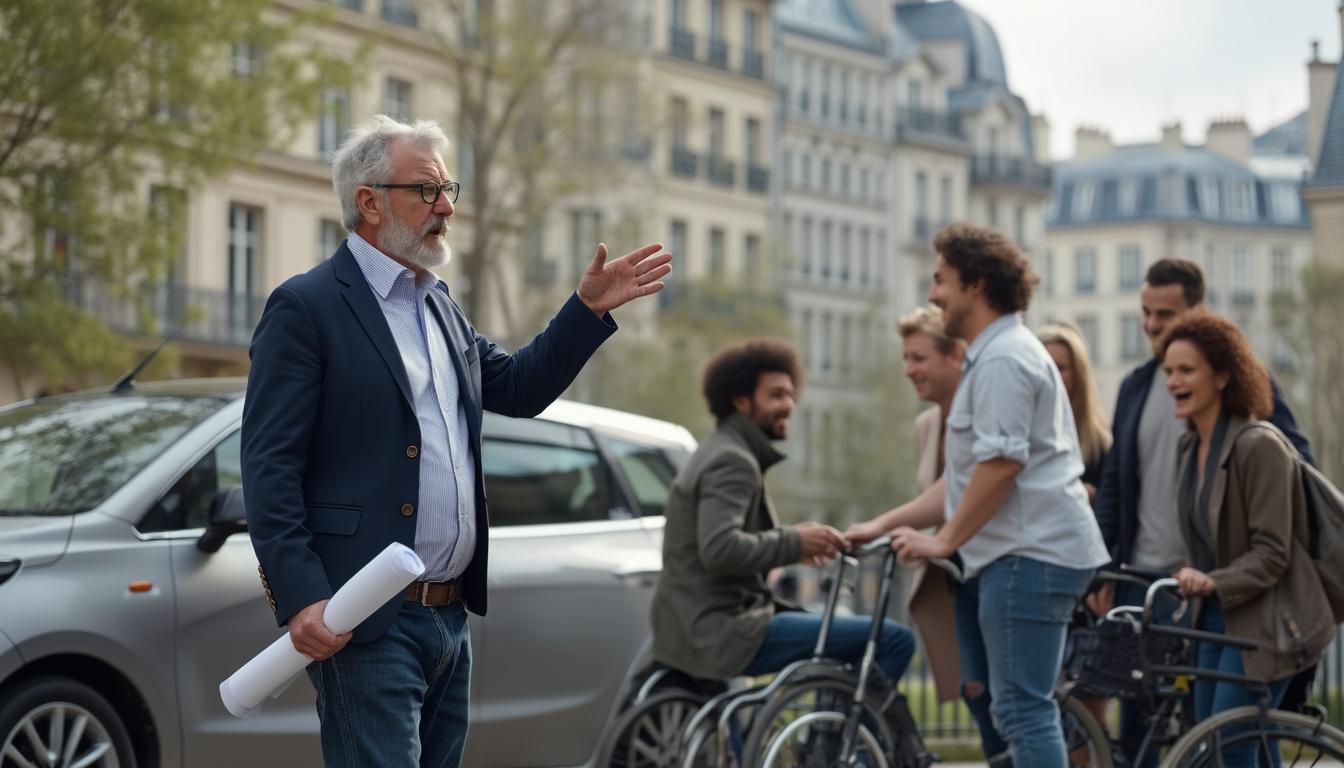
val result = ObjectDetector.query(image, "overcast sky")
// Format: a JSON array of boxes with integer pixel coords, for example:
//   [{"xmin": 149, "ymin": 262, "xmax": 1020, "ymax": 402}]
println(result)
[{"xmin": 957, "ymin": 0, "xmax": 1342, "ymax": 159}]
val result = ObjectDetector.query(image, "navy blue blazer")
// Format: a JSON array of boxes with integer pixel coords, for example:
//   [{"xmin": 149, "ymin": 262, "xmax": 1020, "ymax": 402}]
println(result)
[
  {"xmin": 1093, "ymin": 356, "xmax": 1314, "ymax": 568},
  {"xmin": 241, "ymin": 242, "xmax": 616, "ymax": 642}
]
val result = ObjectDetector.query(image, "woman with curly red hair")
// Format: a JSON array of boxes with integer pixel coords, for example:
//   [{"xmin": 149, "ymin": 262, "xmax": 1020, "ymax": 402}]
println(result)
[{"xmin": 1160, "ymin": 310, "xmax": 1334, "ymax": 765}]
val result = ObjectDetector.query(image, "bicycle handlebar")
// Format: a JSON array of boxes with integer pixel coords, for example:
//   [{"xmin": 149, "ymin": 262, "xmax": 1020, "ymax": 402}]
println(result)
[{"xmin": 846, "ymin": 536, "xmax": 891, "ymax": 558}]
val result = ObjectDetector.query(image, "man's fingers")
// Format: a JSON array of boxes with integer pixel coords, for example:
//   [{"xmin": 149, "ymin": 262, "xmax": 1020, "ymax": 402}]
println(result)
[
  {"xmin": 634, "ymin": 251, "xmax": 674, "ymax": 276},
  {"xmin": 589, "ymin": 243, "xmax": 609, "ymax": 271},
  {"xmin": 637, "ymin": 263, "xmax": 673, "ymax": 286},
  {"xmin": 622, "ymin": 241, "xmax": 664, "ymax": 264}
]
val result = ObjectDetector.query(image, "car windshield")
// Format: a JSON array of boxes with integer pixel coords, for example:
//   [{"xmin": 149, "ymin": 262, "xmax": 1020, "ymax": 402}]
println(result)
[{"xmin": 0, "ymin": 394, "xmax": 226, "ymax": 516}]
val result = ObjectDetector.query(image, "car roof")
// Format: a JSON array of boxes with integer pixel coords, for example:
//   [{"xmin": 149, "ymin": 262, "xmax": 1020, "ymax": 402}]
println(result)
[{"xmin": 20, "ymin": 377, "xmax": 696, "ymax": 450}]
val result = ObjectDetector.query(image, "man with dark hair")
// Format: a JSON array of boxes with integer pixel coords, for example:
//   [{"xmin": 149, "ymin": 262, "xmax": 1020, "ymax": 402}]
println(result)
[
  {"xmin": 1092, "ymin": 257, "xmax": 1315, "ymax": 762},
  {"xmin": 650, "ymin": 338, "xmax": 924, "ymax": 763},
  {"xmin": 889, "ymin": 224, "xmax": 1108, "ymax": 768}
]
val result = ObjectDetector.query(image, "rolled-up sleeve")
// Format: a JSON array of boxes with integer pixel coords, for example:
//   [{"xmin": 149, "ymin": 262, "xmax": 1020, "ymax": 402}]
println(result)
[{"xmin": 967, "ymin": 357, "xmax": 1035, "ymax": 466}]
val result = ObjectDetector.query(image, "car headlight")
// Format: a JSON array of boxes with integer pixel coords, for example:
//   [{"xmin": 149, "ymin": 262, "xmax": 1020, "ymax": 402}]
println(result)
[{"xmin": 0, "ymin": 558, "xmax": 19, "ymax": 587}]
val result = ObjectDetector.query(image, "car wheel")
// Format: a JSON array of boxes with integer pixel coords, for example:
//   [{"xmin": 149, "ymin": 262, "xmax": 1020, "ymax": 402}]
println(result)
[{"xmin": 0, "ymin": 676, "xmax": 137, "ymax": 768}]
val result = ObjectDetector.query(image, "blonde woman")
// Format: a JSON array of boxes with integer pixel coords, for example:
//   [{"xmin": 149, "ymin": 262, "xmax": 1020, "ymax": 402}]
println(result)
[{"xmin": 1038, "ymin": 324, "xmax": 1112, "ymax": 501}]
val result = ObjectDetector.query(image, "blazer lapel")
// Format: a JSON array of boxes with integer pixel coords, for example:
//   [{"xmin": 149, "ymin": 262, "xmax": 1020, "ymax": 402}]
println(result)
[
  {"xmin": 1207, "ymin": 417, "xmax": 1247, "ymax": 551},
  {"xmin": 332, "ymin": 245, "xmax": 414, "ymax": 410}
]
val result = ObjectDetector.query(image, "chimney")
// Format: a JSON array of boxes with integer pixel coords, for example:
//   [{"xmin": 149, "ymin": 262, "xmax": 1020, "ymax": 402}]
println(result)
[
  {"xmin": 1073, "ymin": 125, "xmax": 1113, "ymax": 162},
  {"xmin": 1205, "ymin": 117, "xmax": 1252, "ymax": 165},
  {"xmin": 1032, "ymin": 113, "xmax": 1052, "ymax": 164},
  {"xmin": 1161, "ymin": 121, "xmax": 1184, "ymax": 150},
  {"xmin": 1309, "ymin": 38, "xmax": 1340, "ymax": 168}
]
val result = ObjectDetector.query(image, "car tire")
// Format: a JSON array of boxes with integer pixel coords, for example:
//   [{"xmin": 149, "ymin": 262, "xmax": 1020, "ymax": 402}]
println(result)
[{"xmin": 0, "ymin": 676, "xmax": 138, "ymax": 768}]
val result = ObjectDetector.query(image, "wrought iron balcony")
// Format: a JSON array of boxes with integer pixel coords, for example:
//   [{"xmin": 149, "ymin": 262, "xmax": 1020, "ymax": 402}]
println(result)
[
  {"xmin": 708, "ymin": 38, "xmax": 729, "ymax": 69},
  {"xmin": 743, "ymin": 50, "xmax": 764, "ymax": 79},
  {"xmin": 63, "ymin": 273, "xmax": 265, "ymax": 348},
  {"xmin": 895, "ymin": 108, "xmax": 964, "ymax": 141},
  {"xmin": 970, "ymin": 155, "xmax": 1052, "ymax": 189},
  {"xmin": 670, "ymin": 147, "xmax": 699, "ymax": 178},
  {"xmin": 670, "ymin": 27, "xmax": 695, "ymax": 60},
  {"xmin": 708, "ymin": 156, "xmax": 736, "ymax": 188}
]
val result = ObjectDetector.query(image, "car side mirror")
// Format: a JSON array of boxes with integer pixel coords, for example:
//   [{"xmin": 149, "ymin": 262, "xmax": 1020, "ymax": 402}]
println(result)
[{"xmin": 197, "ymin": 487, "xmax": 247, "ymax": 553}]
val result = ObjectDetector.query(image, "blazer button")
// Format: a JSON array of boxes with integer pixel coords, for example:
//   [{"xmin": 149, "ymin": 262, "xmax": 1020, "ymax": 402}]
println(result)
[
  {"xmin": 401, "ymin": 503, "xmax": 415, "ymax": 517},
  {"xmin": 406, "ymin": 445, "xmax": 419, "ymax": 459}
]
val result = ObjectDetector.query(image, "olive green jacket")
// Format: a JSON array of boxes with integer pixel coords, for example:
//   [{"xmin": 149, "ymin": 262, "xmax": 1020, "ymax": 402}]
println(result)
[{"xmin": 650, "ymin": 412, "xmax": 802, "ymax": 679}]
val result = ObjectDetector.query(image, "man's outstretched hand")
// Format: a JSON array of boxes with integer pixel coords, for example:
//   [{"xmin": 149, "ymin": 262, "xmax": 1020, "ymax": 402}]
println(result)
[{"xmin": 577, "ymin": 242, "xmax": 673, "ymax": 316}]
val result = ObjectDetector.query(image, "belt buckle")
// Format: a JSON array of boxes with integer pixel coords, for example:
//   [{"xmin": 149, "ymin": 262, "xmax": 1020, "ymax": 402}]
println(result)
[{"xmin": 414, "ymin": 581, "xmax": 434, "ymax": 607}]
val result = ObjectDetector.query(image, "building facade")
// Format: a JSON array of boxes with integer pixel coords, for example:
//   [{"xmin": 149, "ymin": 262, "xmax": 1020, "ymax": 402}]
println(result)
[{"xmin": 1040, "ymin": 120, "xmax": 1314, "ymax": 408}]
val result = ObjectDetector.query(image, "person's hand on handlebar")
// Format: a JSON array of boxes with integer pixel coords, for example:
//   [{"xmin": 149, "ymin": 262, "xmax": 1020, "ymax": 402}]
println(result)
[
  {"xmin": 1085, "ymin": 581, "xmax": 1114, "ymax": 617},
  {"xmin": 1174, "ymin": 566, "xmax": 1215, "ymax": 597},
  {"xmin": 889, "ymin": 526, "xmax": 953, "ymax": 563},
  {"xmin": 795, "ymin": 521, "xmax": 848, "ymax": 566},
  {"xmin": 843, "ymin": 519, "xmax": 887, "ymax": 545}
]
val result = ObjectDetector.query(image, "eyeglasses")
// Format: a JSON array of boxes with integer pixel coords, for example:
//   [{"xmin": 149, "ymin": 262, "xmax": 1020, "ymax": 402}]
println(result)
[{"xmin": 369, "ymin": 180, "xmax": 460, "ymax": 205}]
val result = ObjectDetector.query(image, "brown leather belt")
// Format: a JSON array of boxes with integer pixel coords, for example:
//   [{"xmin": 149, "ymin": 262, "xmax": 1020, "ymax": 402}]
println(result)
[{"xmin": 405, "ymin": 579, "xmax": 462, "ymax": 606}]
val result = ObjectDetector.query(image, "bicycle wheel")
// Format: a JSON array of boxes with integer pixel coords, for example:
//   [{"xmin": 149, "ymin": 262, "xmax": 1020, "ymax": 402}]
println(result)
[
  {"xmin": 601, "ymin": 688, "xmax": 706, "ymax": 768},
  {"xmin": 1163, "ymin": 705, "xmax": 1344, "ymax": 767},
  {"xmin": 1060, "ymin": 695, "xmax": 1115, "ymax": 768},
  {"xmin": 741, "ymin": 678, "xmax": 895, "ymax": 768}
]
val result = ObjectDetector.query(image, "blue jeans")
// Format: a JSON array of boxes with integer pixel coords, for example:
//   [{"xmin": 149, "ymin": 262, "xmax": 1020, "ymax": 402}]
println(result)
[
  {"xmin": 1193, "ymin": 599, "xmax": 1291, "ymax": 768},
  {"xmin": 742, "ymin": 611, "xmax": 916, "ymax": 685},
  {"xmin": 978, "ymin": 555, "xmax": 1095, "ymax": 768},
  {"xmin": 305, "ymin": 601, "xmax": 472, "ymax": 768},
  {"xmin": 955, "ymin": 576, "xmax": 1012, "ymax": 766}
]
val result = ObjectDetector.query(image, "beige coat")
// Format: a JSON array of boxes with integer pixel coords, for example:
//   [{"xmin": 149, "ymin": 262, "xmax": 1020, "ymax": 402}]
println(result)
[
  {"xmin": 906, "ymin": 406, "xmax": 961, "ymax": 704},
  {"xmin": 649, "ymin": 412, "xmax": 802, "ymax": 679},
  {"xmin": 1178, "ymin": 417, "xmax": 1336, "ymax": 681}
]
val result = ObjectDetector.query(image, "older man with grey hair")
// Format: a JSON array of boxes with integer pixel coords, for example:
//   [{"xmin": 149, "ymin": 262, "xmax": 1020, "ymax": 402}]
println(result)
[{"xmin": 241, "ymin": 114, "xmax": 672, "ymax": 767}]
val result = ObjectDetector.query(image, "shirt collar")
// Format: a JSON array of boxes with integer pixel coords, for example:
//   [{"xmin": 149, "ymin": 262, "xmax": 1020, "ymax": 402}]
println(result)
[
  {"xmin": 963, "ymin": 313, "xmax": 1022, "ymax": 369},
  {"xmin": 347, "ymin": 232, "xmax": 440, "ymax": 300}
]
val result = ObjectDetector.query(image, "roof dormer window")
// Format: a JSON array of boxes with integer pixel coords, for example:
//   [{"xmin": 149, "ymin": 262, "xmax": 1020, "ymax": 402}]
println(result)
[
  {"xmin": 1198, "ymin": 176, "xmax": 1220, "ymax": 218},
  {"xmin": 1118, "ymin": 178, "xmax": 1139, "ymax": 216},
  {"xmin": 1072, "ymin": 181, "xmax": 1096, "ymax": 220},
  {"xmin": 1225, "ymin": 179, "xmax": 1254, "ymax": 221}
]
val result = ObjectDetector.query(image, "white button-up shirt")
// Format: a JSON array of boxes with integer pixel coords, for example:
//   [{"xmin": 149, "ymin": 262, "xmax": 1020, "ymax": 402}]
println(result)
[
  {"xmin": 943, "ymin": 313, "xmax": 1109, "ymax": 577},
  {"xmin": 348, "ymin": 233, "xmax": 476, "ymax": 581}
]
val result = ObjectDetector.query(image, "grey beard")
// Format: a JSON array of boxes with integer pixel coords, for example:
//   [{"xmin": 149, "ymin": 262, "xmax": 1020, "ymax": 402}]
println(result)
[{"xmin": 380, "ymin": 214, "xmax": 451, "ymax": 270}]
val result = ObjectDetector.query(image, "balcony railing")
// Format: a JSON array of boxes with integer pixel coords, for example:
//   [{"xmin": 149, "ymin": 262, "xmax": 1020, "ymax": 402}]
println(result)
[
  {"xmin": 657, "ymin": 282, "xmax": 783, "ymax": 318},
  {"xmin": 63, "ymin": 273, "xmax": 265, "ymax": 348},
  {"xmin": 671, "ymin": 147, "xmax": 699, "ymax": 178},
  {"xmin": 970, "ymin": 155, "xmax": 1052, "ymax": 189},
  {"xmin": 708, "ymin": 156, "xmax": 736, "ymax": 187},
  {"xmin": 670, "ymin": 27, "xmax": 695, "ymax": 60},
  {"xmin": 895, "ymin": 108, "xmax": 964, "ymax": 141},
  {"xmin": 708, "ymin": 38, "xmax": 729, "ymax": 69},
  {"xmin": 743, "ymin": 50, "xmax": 764, "ymax": 79},
  {"xmin": 747, "ymin": 165, "xmax": 769, "ymax": 193}
]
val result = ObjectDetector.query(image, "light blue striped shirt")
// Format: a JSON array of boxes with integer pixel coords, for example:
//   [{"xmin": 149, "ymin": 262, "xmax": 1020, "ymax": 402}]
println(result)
[
  {"xmin": 943, "ymin": 313, "xmax": 1109, "ymax": 577},
  {"xmin": 347, "ymin": 233, "xmax": 476, "ymax": 582}
]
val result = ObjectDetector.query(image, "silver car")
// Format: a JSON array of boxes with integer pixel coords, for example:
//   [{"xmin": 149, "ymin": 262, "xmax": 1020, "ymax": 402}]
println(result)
[{"xmin": 0, "ymin": 378, "xmax": 690, "ymax": 768}]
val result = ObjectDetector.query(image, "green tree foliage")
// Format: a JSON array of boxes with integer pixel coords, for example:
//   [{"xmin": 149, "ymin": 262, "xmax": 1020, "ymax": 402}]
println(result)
[
  {"xmin": 1271, "ymin": 263, "xmax": 1344, "ymax": 485},
  {"xmin": 433, "ymin": 0, "xmax": 647, "ymax": 330},
  {"xmin": 0, "ymin": 0, "xmax": 351, "ymax": 396}
]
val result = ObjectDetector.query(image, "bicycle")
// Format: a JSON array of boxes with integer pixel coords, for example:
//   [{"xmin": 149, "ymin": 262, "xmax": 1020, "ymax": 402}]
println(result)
[
  {"xmin": 742, "ymin": 537, "xmax": 936, "ymax": 768},
  {"xmin": 1057, "ymin": 571, "xmax": 1344, "ymax": 767}
]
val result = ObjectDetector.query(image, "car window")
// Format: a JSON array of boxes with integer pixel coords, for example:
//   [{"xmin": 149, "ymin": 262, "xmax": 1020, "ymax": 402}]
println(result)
[
  {"xmin": 604, "ymin": 437, "xmax": 678, "ymax": 518},
  {"xmin": 483, "ymin": 426, "xmax": 621, "ymax": 527},
  {"xmin": 139, "ymin": 430, "xmax": 242, "ymax": 533},
  {"xmin": 0, "ymin": 395, "xmax": 224, "ymax": 516}
]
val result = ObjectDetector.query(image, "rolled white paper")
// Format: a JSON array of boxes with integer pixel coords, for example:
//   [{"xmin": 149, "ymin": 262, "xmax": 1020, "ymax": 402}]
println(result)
[{"xmin": 220, "ymin": 542, "xmax": 426, "ymax": 718}]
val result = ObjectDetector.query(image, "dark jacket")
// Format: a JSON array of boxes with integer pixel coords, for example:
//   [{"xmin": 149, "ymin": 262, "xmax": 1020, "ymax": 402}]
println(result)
[
  {"xmin": 649, "ymin": 412, "xmax": 802, "ymax": 679},
  {"xmin": 1094, "ymin": 357, "xmax": 1314, "ymax": 566},
  {"xmin": 241, "ymin": 242, "xmax": 615, "ymax": 642},
  {"xmin": 1177, "ymin": 418, "xmax": 1335, "ymax": 681}
]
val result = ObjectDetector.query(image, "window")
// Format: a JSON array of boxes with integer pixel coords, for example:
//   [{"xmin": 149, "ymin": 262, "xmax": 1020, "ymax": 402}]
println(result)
[
  {"xmin": 839, "ymin": 224, "xmax": 851, "ymax": 282},
  {"xmin": 709, "ymin": 227, "xmax": 726, "ymax": 277},
  {"xmin": 746, "ymin": 118, "xmax": 761, "ymax": 166},
  {"xmin": 820, "ymin": 312, "xmax": 833, "ymax": 371},
  {"xmin": 838, "ymin": 69, "xmax": 849, "ymax": 122},
  {"xmin": 840, "ymin": 163, "xmax": 850, "ymax": 195},
  {"xmin": 482, "ymin": 426, "xmax": 619, "ymax": 526},
  {"xmin": 820, "ymin": 157, "xmax": 831, "ymax": 190},
  {"xmin": 1042, "ymin": 249, "xmax": 1054, "ymax": 296},
  {"xmin": 800, "ymin": 217, "xmax": 813, "ymax": 275},
  {"xmin": 381, "ymin": 0, "xmax": 418, "ymax": 26},
  {"xmin": 150, "ymin": 186, "xmax": 187, "ymax": 281},
  {"xmin": 781, "ymin": 149, "xmax": 793, "ymax": 186},
  {"xmin": 1225, "ymin": 180, "xmax": 1253, "ymax": 221},
  {"xmin": 605, "ymin": 437, "xmax": 678, "ymax": 518},
  {"xmin": 318, "ymin": 87, "xmax": 350, "ymax": 160},
  {"xmin": 1121, "ymin": 315, "xmax": 1144, "ymax": 360},
  {"xmin": 839, "ymin": 315, "xmax": 852, "ymax": 372},
  {"xmin": 800, "ymin": 153, "xmax": 813, "ymax": 187},
  {"xmin": 140, "ymin": 431, "xmax": 243, "ymax": 533},
  {"xmin": 860, "ymin": 168, "xmax": 870, "ymax": 200},
  {"xmin": 228, "ymin": 204, "xmax": 262, "ymax": 331},
  {"xmin": 987, "ymin": 197, "xmax": 999, "ymax": 228},
  {"xmin": 708, "ymin": 0, "xmax": 723, "ymax": 40},
  {"xmin": 1074, "ymin": 247, "xmax": 1097, "ymax": 294},
  {"xmin": 1198, "ymin": 176, "xmax": 1221, "ymax": 217},
  {"xmin": 1231, "ymin": 245, "xmax": 1251, "ymax": 293},
  {"xmin": 570, "ymin": 209, "xmax": 602, "ymax": 282},
  {"xmin": 820, "ymin": 64, "xmax": 830, "ymax": 117},
  {"xmin": 1118, "ymin": 177, "xmax": 1140, "ymax": 215},
  {"xmin": 670, "ymin": 97, "xmax": 689, "ymax": 148},
  {"xmin": 939, "ymin": 175, "xmax": 952, "ymax": 225},
  {"xmin": 799, "ymin": 308, "xmax": 813, "ymax": 365},
  {"xmin": 1270, "ymin": 184, "xmax": 1302, "ymax": 223},
  {"xmin": 1072, "ymin": 181, "xmax": 1096, "ymax": 220},
  {"xmin": 384, "ymin": 77, "xmax": 413, "ymax": 122},
  {"xmin": 797, "ymin": 57, "xmax": 809, "ymax": 112},
  {"xmin": 708, "ymin": 108, "xmax": 725, "ymax": 162},
  {"xmin": 859, "ymin": 228, "xmax": 871, "ymax": 286},
  {"xmin": 914, "ymin": 172, "xmax": 928, "ymax": 225},
  {"xmin": 743, "ymin": 9, "xmax": 759, "ymax": 56},
  {"xmin": 318, "ymin": 218, "xmax": 344, "ymax": 263},
  {"xmin": 1076, "ymin": 315, "xmax": 1100, "ymax": 363},
  {"xmin": 232, "ymin": 42, "xmax": 262, "ymax": 78},
  {"xmin": 875, "ymin": 231, "xmax": 887, "ymax": 286},
  {"xmin": 744, "ymin": 234, "xmax": 761, "ymax": 286},
  {"xmin": 669, "ymin": 220, "xmax": 688, "ymax": 272},
  {"xmin": 1118, "ymin": 244, "xmax": 1142, "ymax": 290},
  {"xmin": 1014, "ymin": 205, "xmax": 1025, "ymax": 246},
  {"xmin": 1272, "ymin": 246, "xmax": 1292, "ymax": 291},
  {"xmin": 907, "ymin": 80, "xmax": 922, "ymax": 109},
  {"xmin": 820, "ymin": 220, "xmax": 833, "ymax": 277}
]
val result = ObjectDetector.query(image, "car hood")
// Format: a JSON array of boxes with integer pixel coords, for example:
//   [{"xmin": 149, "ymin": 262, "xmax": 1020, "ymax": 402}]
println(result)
[{"xmin": 0, "ymin": 516, "xmax": 73, "ymax": 567}]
